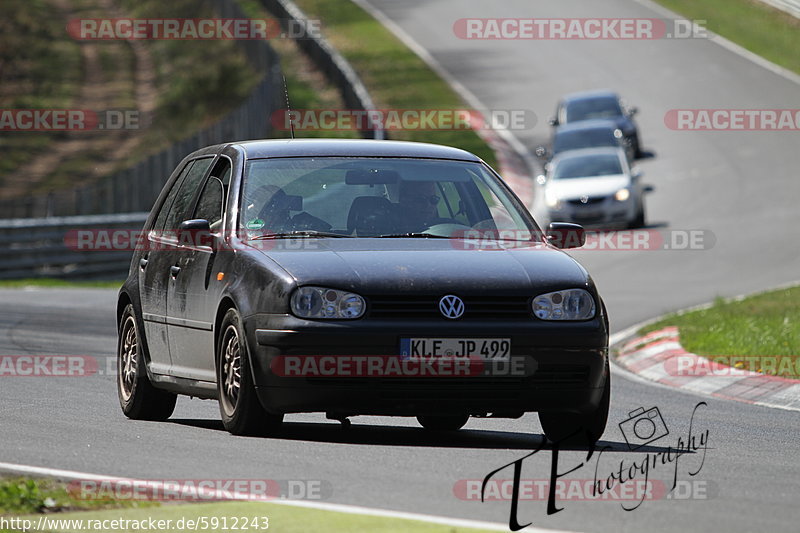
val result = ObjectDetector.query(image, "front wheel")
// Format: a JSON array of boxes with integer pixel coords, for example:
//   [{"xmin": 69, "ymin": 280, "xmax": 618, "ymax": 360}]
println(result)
[
  {"xmin": 217, "ymin": 308, "xmax": 283, "ymax": 436},
  {"xmin": 417, "ymin": 414, "xmax": 469, "ymax": 431},
  {"xmin": 539, "ymin": 367, "xmax": 610, "ymax": 445},
  {"xmin": 117, "ymin": 304, "xmax": 177, "ymax": 421}
]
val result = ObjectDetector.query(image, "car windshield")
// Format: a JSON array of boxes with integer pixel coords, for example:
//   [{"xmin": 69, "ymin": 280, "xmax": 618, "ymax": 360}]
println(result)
[
  {"xmin": 553, "ymin": 153, "xmax": 624, "ymax": 180},
  {"xmin": 565, "ymin": 97, "xmax": 622, "ymax": 122},
  {"xmin": 240, "ymin": 157, "xmax": 539, "ymax": 239},
  {"xmin": 553, "ymin": 128, "xmax": 619, "ymax": 154}
]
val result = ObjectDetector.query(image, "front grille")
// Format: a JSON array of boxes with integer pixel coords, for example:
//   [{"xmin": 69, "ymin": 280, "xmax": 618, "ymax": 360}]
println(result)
[
  {"xmin": 367, "ymin": 295, "xmax": 531, "ymax": 319},
  {"xmin": 567, "ymin": 196, "xmax": 606, "ymax": 206}
]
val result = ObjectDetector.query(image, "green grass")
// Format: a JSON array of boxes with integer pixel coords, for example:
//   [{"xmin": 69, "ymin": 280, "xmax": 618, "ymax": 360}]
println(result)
[
  {"xmin": 655, "ymin": 0, "xmax": 800, "ymax": 74},
  {"xmin": 9, "ymin": 500, "xmax": 498, "ymax": 533},
  {"xmin": 640, "ymin": 286, "xmax": 800, "ymax": 379},
  {"xmin": 0, "ymin": 278, "xmax": 122, "ymax": 289},
  {"xmin": 289, "ymin": 0, "xmax": 497, "ymax": 168},
  {"xmin": 0, "ymin": 477, "xmax": 152, "ymax": 516}
]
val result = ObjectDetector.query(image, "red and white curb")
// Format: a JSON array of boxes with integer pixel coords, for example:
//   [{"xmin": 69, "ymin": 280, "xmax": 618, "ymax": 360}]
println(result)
[{"xmin": 615, "ymin": 327, "xmax": 800, "ymax": 411}]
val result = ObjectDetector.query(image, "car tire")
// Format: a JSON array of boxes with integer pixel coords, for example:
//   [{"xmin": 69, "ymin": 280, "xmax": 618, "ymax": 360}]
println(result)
[
  {"xmin": 538, "ymin": 366, "xmax": 610, "ymax": 446},
  {"xmin": 417, "ymin": 414, "xmax": 469, "ymax": 431},
  {"xmin": 631, "ymin": 204, "xmax": 646, "ymax": 228},
  {"xmin": 117, "ymin": 304, "xmax": 177, "ymax": 421},
  {"xmin": 217, "ymin": 308, "xmax": 283, "ymax": 436},
  {"xmin": 632, "ymin": 135, "xmax": 642, "ymax": 158}
]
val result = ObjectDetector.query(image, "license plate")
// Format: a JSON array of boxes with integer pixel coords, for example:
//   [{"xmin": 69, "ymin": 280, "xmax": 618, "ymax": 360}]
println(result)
[{"xmin": 400, "ymin": 338, "xmax": 511, "ymax": 361}]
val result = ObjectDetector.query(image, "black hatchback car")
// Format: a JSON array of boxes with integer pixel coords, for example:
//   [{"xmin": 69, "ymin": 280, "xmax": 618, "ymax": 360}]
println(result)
[{"xmin": 117, "ymin": 139, "xmax": 610, "ymax": 443}]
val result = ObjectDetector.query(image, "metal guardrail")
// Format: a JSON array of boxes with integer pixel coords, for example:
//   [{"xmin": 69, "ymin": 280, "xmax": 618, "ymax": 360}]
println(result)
[
  {"xmin": 0, "ymin": 213, "xmax": 148, "ymax": 280},
  {"xmin": 759, "ymin": 0, "xmax": 800, "ymax": 18}
]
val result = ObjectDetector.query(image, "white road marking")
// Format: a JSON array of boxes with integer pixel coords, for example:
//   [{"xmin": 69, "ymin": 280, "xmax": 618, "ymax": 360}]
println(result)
[{"xmin": 0, "ymin": 462, "xmax": 578, "ymax": 533}]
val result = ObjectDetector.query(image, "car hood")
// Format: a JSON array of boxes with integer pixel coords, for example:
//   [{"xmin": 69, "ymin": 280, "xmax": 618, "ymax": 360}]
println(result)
[
  {"xmin": 254, "ymin": 238, "xmax": 590, "ymax": 294},
  {"xmin": 547, "ymin": 175, "xmax": 630, "ymax": 200}
]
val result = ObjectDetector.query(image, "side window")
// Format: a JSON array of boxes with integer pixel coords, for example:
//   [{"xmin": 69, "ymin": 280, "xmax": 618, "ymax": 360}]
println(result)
[
  {"xmin": 194, "ymin": 158, "xmax": 231, "ymax": 230},
  {"xmin": 152, "ymin": 160, "xmax": 195, "ymax": 235},
  {"xmin": 162, "ymin": 157, "xmax": 214, "ymax": 238}
]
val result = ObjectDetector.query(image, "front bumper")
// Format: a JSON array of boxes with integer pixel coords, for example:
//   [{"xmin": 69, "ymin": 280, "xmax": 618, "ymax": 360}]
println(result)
[
  {"xmin": 548, "ymin": 199, "xmax": 635, "ymax": 228},
  {"xmin": 243, "ymin": 314, "xmax": 609, "ymax": 417}
]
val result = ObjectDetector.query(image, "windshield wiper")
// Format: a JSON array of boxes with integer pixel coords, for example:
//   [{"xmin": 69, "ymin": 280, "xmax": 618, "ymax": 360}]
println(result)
[
  {"xmin": 376, "ymin": 232, "xmax": 451, "ymax": 239},
  {"xmin": 250, "ymin": 230, "xmax": 352, "ymax": 240}
]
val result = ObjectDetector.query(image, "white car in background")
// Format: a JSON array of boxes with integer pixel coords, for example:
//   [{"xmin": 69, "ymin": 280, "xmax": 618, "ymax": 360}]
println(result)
[{"xmin": 539, "ymin": 147, "xmax": 653, "ymax": 229}]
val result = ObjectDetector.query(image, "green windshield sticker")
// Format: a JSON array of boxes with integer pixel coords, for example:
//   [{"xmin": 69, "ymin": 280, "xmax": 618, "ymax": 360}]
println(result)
[{"xmin": 246, "ymin": 218, "xmax": 265, "ymax": 230}]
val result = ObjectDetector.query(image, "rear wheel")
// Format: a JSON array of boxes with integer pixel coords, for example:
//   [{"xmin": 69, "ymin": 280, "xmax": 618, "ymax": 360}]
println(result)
[
  {"xmin": 217, "ymin": 308, "xmax": 283, "ymax": 436},
  {"xmin": 539, "ymin": 367, "xmax": 610, "ymax": 445},
  {"xmin": 117, "ymin": 304, "xmax": 177, "ymax": 421},
  {"xmin": 417, "ymin": 414, "xmax": 469, "ymax": 431}
]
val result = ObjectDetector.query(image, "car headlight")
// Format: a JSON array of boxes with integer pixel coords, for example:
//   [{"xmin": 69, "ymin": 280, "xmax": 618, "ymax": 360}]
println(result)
[
  {"xmin": 614, "ymin": 188, "xmax": 630, "ymax": 202},
  {"xmin": 545, "ymin": 191, "xmax": 562, "ymax": 209},
  {"xmin": 532, "ymin": 289, "xmax": 596, "ymax": 320},
  {"xmin": 291, "ymin": 286, "xmax": 366, "ymax": 319}
]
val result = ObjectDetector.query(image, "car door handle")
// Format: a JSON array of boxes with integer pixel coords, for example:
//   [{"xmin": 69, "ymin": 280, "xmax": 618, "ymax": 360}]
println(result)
[
  {"xmin": 170, "ymin": 265, "xmax": 181, "ymax": 277},
  {"xmin": 139, "ymin": 258, "xmax": 148, "ymax": 270}
]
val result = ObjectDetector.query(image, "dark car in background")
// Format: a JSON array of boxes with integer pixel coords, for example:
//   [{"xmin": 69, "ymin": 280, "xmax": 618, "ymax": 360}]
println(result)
[
  {"xmin": 549, "ymin": 90, "xmax": 642, "ymax": 157},
  {"xmin": 538, "ymin": 119, "xmax": 634, "ymax": 162},
  {"xmin": 116, "ymin": 139, "xmax": 610, "ymax": 444}
]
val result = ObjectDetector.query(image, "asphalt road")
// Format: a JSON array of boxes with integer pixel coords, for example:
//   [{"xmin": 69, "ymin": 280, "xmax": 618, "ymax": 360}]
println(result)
[{"xmin": 2, "ymin": 0, "xmax": 799, "ymax": 531}]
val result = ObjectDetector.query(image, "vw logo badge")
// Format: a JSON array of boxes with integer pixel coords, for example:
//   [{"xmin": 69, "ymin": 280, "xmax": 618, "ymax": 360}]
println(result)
[
  {"xmin": 439, "ymin": 295, "xmax": 465, "ymax": 319},
  {"xmin": 580, "ymin": 195, "xmax": 589, "ymax": 204}
]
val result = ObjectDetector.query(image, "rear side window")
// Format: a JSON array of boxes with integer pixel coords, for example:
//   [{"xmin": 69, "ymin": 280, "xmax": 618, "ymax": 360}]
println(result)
[{"xmin": 161, "ymin": 157, "xmax": 214, "ymax": 237}]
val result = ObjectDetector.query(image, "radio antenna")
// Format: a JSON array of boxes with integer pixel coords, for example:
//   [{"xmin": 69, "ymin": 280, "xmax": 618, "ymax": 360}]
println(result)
[{"xmin": 282, "ymin": 75, "xmax": 295, "ymax": 139}]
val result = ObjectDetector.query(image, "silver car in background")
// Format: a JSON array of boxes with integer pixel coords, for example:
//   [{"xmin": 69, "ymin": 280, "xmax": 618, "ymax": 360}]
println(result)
[{"xmin": 539, "ymin": 148, "xmax": 653, "ymax": 229}]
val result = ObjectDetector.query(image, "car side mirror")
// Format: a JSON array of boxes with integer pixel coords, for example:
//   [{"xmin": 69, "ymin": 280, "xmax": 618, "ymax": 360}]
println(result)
[
  {"xmin": 643, "ymin": 184, "xmax": 655, "ymax": 193},
  {"xmin": 178, "ymin": 219, "xmax": 214, "ymax": 248},
  {"xmin": 546, "ymin": 222, "xmax": 585, "ymax": 249}
]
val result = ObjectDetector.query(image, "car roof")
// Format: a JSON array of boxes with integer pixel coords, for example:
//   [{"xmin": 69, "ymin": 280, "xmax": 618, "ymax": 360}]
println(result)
[
  {"xmin": 561, "ymin": 89, "xmax": 619, "ymax": 104},
  {"xmin": 551, "ymin": 147, "xmax": 626, "ymax": 163},
  {"xmin": 554, "ymin": 119, "xmax": 620, "ymax": 134},
  {"xmin": 213, "ymin": 139, "xmax": 483, "ymax": 161}
]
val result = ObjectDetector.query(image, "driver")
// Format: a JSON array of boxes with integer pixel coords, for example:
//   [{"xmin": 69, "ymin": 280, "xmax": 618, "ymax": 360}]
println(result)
[{"xmin": 398, "ymin": 180, "xmax": 441, "ymax": 231}]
